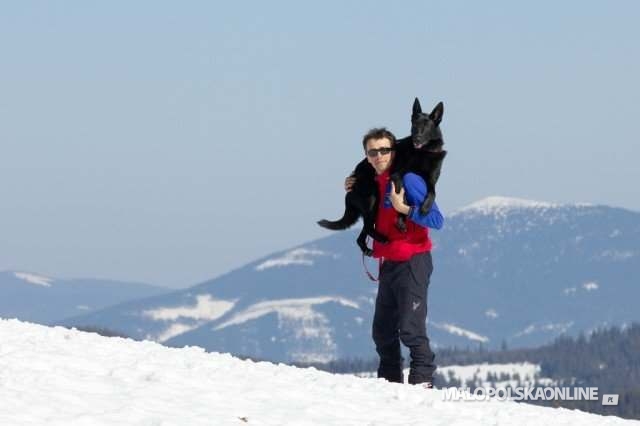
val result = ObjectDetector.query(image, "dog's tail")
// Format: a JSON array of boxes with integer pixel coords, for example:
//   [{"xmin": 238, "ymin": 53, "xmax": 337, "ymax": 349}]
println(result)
[{"xmin": 317, "ymin": 208, "xmax": 360, "ymax": 231}]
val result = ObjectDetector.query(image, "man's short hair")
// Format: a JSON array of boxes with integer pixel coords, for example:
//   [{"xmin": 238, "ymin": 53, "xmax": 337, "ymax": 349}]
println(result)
[{"xmin": 362, "ymin": 127, "xmax": 396, "ymax": 150}]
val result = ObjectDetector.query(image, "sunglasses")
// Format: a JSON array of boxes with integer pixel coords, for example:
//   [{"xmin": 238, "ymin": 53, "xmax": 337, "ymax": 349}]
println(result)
[{"xmin": 366, "ymin": 147, "xmax": 394, "ymax": 157}]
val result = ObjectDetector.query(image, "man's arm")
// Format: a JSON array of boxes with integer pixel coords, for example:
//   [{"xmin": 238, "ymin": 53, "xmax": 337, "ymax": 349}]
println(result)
[{"xmin": 402, "ymin": 173, "xmax": 444, "ymax": 230}]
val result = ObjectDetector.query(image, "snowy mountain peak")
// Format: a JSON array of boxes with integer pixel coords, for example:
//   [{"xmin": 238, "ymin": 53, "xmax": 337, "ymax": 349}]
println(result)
[
  {"xmin": 13, "ymin": 271, "xmax": 53, "ymax": 287},
  {"xmin": 459, "ymin": 196, "xmax": 557, "ymax": 213},
  {"xmin": 452, "ymin": 196, "xmax": 594, "ymax": 217},
  {"xmin": 255, "ymin": 247, "xmax": 333, "ymax": 271}
]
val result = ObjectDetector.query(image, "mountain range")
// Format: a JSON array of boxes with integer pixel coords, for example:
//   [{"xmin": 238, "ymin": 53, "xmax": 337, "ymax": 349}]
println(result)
[
  {"xmin": 0, "ymin": 271, "xmax": 168, "ymax": 324},
  {"xmin": 51, "ymin": 196, "xmax": 640, "ymax": 363}
]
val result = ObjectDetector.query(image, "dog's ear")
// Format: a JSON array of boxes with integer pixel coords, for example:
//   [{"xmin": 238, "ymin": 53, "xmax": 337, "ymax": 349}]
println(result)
[
  {"xmin": 430, "ymin": 102, "xmax": 444, "ymax": 125},
  {"xmin": 412, "ymin": 97, "xmax": 422, "ymax": 118}
]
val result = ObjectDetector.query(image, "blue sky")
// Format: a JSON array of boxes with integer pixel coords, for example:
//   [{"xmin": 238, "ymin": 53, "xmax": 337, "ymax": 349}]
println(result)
[{"xmin": 1, "ymin": 1, "xmax": 638, "ymax": 288}]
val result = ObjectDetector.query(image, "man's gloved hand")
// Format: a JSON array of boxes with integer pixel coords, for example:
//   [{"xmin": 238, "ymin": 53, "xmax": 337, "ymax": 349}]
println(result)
[{"xmin": 345, "ymin": 176, "xmax": 356, "ymax": 192}]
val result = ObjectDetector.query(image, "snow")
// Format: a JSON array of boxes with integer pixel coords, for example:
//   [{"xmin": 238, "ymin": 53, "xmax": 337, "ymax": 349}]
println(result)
[
  {"xmin": 433, "ymin": 322, "xmax": 490, "ymax": 343},
  {"xmin": 583, "ymin": 282, "xmax": 599, "ymax": 291},
  {"xmin": 437, "ymin": 362, "xmax": 549, "ymax": 388},
  {"xmin": 485, "ymin": 309, "xmax": 499, "ymax": 319},
  {"xmin": 1, "ymin": 319, "xmax": 636, "ymax": 425},
  {"xmin": 361, "ymin": 362, "xmax": 559, "ymax": 392},
  {"xmin": 453, "ymin": 196, "xmax": 557, "ymax": 215},
  {"xmin": 155, "ymin": 323, "xmax": 200, "ymax": 343},
  {"xmin": 514, "ymin": 322, "xmax": 575, "ymax": 337},
  {"xmin": 255, "ymin": 247, "xmax": 336, "ymax": 271},
  {"xmin": 142, "ymin": 294, "xmax": 235, "ymax": 322},
  {"xmin": 451, "ymin": 196, "xmax": 594, "ymax": 218},
  {"xmin": 359, "ymin": 362, "xmax": 548, "ymax": 387},
  {"xmin": 13, "ymin": 271, "xmax": 53, "ymax": 287},
  {"xmin": 214, "ymin": 296, "xmax": 359, "ymax": 330},
  {"xmin": 594, "ymin": 250, "xmax": 637, "ymax": 262},
  {"xmin": 563, "ymin": 283, "xmax": 601, "ymax": 295},
  {"xmin": 141, "ymin": 294, "xmax": 236, "ymax": 342},
  {"xmin": 211, "ymin": 296, "xmax": 360, "ymax": 363}
]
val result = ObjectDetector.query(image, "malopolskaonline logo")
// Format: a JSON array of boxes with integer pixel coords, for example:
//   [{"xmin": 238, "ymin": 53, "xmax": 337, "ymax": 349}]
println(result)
[{"xmin": 442, "ymin": 387, "xmax": 601, "ymax": 402}]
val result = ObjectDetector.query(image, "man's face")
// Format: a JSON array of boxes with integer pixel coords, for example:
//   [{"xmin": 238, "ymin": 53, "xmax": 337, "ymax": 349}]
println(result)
[{"xmin": 365, "ymin": 137, "xmax": 395, "ymax": 175}]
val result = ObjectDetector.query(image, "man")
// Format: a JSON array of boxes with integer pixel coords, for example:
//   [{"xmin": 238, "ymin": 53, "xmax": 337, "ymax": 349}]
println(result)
[{"xmin": 346, "ymin": 127, "xmax": 444, "ymax": 388}]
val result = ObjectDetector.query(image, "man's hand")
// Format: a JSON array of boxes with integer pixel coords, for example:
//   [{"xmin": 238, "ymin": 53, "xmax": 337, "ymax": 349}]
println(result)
[
  {"xmin": 389, "ymin": 181, "xmax": 410, "ymax": 215},
  {"xmin": 345, "ymin": 176, "xmax": 356, "ymax": 192}
]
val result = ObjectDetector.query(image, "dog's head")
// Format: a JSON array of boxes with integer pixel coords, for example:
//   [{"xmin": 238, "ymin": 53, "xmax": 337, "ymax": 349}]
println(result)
[{"xmin": 410, "ymin": 98, "xmax": 444, "ymax": 151}]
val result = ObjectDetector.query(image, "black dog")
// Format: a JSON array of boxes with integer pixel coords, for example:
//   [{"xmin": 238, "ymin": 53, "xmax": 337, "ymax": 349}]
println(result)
[
  {"xmin": 390, "ymin": 99, "xmax": 446, "ymax": 232},
  {"xmin": 317, "ymin": 98, "xmax": 446, "ymax": 255}
]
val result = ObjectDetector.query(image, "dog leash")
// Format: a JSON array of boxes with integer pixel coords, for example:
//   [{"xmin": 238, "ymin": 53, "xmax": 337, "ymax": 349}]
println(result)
[{"xmin": 362, "ymin": 237, "xmax": 382, "ymax": 282}]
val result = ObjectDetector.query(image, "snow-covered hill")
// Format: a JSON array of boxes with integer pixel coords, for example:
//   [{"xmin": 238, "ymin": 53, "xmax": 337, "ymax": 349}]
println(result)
[
  {"xmin": 0, "ymin": 270, "xmax": 168, "ymax": 324},
  {"xmin": 0, "ymin": 319, "xmax": 635, "ymax": 426},
  {"xmin": 58, "ymin": 196, "xmax": 640, "ymax": 362}
]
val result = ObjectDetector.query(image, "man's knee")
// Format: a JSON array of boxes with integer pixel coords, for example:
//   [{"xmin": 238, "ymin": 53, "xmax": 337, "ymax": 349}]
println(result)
[
  {"xmin": 398, "ymin": 319, "xmax": 426, "ymax": 347},
  {"xmin": 372, "ymin": 323, "xmax": 397, "ymax": 347}
]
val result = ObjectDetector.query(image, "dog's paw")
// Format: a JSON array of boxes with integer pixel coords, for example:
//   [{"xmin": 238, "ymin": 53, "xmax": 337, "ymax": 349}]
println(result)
[{"xmin": 420, "ymin": 201, "xmax": 433, "ymax": 214}]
